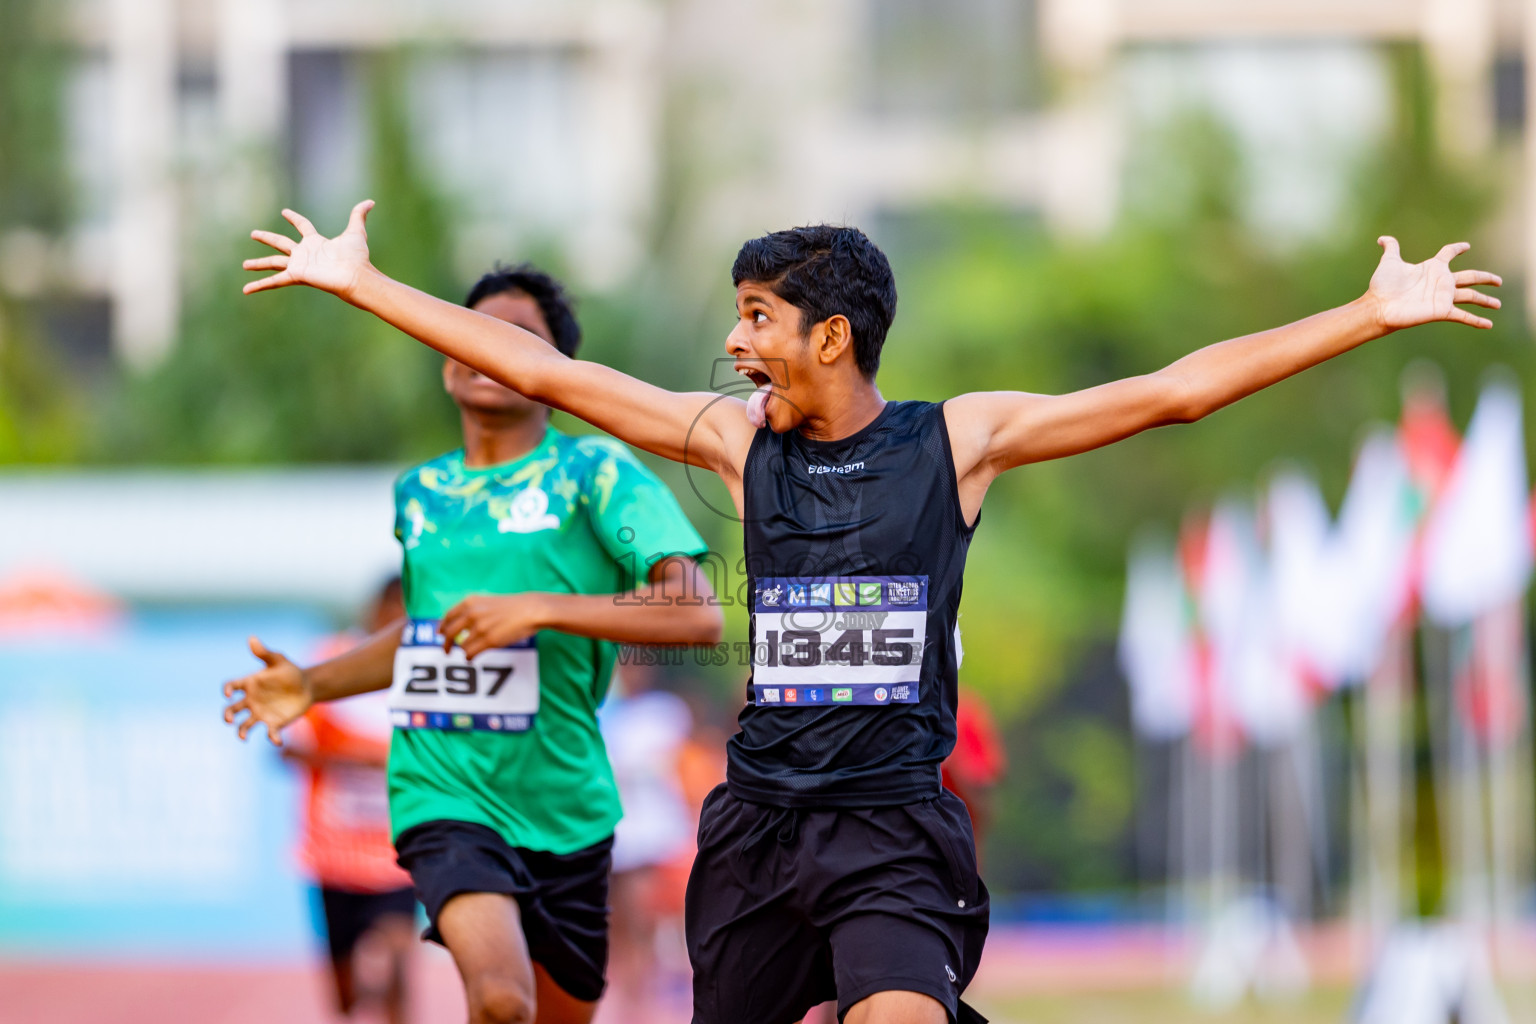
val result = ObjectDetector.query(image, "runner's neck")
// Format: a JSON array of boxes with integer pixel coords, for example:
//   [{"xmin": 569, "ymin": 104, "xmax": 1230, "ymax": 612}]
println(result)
[
  {"xmin": 460, "ymin": 407, "xmax": 551, "ymax": 468},
  {"xmin": 796, "ymin": 385, "xmax": 887, "ymax": 443}
]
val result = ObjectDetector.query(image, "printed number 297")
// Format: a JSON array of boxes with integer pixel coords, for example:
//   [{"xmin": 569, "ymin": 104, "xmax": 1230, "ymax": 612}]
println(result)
[{"xmin": 404, "ymin": 664, "xmax": 515, "ymax": 696}]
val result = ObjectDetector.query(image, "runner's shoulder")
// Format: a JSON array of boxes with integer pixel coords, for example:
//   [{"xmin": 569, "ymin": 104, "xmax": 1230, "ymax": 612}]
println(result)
[
  {"xmin": 394, "ymin": 449, "xmax": 464, "ymax": 494},
  {"xmin": 566, "ymin": 432, "xmax": 632, "ymax": 462},
  {"xmin": 564, "ymin": 433, "xmax": 650, "ymax": 480}
]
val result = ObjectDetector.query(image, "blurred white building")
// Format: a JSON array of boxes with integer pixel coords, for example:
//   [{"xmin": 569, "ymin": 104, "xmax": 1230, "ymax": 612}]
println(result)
[{"xmin": 4, "ymin": 0, "xmax": 1527, "ymax": 371}]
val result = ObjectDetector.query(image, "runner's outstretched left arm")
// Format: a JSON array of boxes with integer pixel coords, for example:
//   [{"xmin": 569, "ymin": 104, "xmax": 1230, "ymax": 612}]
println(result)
[
  {"xmin": 944, "ymin": 237, "xmax": 1500, "ymax": 511},
  {"xmin": 438, "ymin": 557, "xmax": 723, "ymax": 660}
]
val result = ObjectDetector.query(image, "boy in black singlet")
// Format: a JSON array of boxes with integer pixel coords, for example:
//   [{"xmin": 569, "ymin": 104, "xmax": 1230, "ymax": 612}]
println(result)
[{"xmin": 239, "ymin": 200, "xmax": 1499, "ymax": 1024}]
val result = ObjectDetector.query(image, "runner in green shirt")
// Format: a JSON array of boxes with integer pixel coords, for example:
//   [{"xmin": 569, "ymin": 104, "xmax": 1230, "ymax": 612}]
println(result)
[{"xmin": 222, "ymin": 265, "xmax": 721, "ymax": 1024}]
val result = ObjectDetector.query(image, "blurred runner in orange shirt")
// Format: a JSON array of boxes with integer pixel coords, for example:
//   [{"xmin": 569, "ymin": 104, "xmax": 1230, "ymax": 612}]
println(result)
[{"xmin": 285, "ymin": 578, "xmax": 416, "ymax": 1024}]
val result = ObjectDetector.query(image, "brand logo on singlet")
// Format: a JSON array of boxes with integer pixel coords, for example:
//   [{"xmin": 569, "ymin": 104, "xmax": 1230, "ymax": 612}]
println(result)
[
  {"xmin": 807, "ymin": 461, "xmax": 864, "ymax": 476},
  {"xmin": 498, "ymin": 486, "xmax": 561, "ymax": 534}
]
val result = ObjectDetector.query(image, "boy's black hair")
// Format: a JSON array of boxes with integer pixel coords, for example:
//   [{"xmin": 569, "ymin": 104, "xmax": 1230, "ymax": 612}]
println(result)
[
  {"xmin": 465, "ymin": 263, "xmax": 581, "ymax": 358},
  {"xmin": 731, "ymin": 225, "xmax": 897, "ymax": 378}
]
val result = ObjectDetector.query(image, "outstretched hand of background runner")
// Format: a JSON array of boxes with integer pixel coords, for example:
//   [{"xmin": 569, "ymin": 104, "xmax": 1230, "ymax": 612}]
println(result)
[
  {"xmin": 438, "ymin": 593, "xmax": 548, "ymax": 661},
  {"xmin": 242, "ymin": 201, "xmax": 375, "ymax": 298},
  {"xmin": 222, "ymin": 637, "xmax": 314, "ymax": 746},
  {"xmin": 1368, "ymin": 237, "xmax": 1501, "ymax": 331}
]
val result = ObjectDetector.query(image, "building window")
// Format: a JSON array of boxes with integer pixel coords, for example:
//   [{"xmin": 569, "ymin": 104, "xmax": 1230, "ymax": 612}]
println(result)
[
  {"xmin": 288, "ymin": 50, "xmax": 368, "ymax": 215},
  {"xmin": 865, "ymin": 0, "xmax": 1041, "ymax": 119}
]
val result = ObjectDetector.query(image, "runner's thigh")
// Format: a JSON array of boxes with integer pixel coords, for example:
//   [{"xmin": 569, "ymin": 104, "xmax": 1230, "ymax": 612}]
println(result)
[{"xmin": 438, "ymin": 892, "xmax": 537, "ymax": 1023}]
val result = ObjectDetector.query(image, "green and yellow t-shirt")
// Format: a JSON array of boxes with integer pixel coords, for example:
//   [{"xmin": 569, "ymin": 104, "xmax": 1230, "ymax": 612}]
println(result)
[{"xmin": 388, "ymin": 426, "xmax": 708, "ymax": 854}]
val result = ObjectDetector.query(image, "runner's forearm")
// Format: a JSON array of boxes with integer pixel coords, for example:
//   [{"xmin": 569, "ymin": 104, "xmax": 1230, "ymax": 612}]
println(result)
[
  {"xmin": 350, "ymin": 270, "xmax": 564, "ymax": 397},
  {"xmin": 1156, "ymin": 295, "xmax": 1384, "ymax": 422},
  {"xmin": 345, "ymin": 270, "xmax": 743, "ymax": 469},
  {"xmin": 305, "ymin": 617, "xmax": 404, "ymax": 703},
  {"xmin": 532, "ymin": 553, "xmax": 724, "ymax": 646},
  {"xmin": 532, "ymin": 590, "xmax": 722, "ymax": 647}
]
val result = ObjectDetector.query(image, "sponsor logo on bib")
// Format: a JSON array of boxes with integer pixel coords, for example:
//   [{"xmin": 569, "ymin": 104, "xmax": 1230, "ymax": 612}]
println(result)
[
  {"xmin": 788, "ymin": 584, "xmax": 833, "ymax": 607},
  {"xmin": 874, "ymin": 687, "xmax": 889, "ymax": 703},
  {"xmin": 834, "ymin": 582, "xmax": 884, "ymax": 606}
]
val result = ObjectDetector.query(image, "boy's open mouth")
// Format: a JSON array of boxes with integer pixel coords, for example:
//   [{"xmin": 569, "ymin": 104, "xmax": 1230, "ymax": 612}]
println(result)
[{"xmin": 736, "ymin": 366, "xmax": 772, "ymax": 388}]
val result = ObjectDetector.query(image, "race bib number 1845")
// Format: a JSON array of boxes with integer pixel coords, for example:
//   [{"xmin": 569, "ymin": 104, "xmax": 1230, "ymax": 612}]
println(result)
[
  {"xmin": 750, "ymin": 576, "xmax": 926, "ymax": 707},
  {"xmin": 388, "ymin": 618, "xmax": 539, "ymax": 733}
]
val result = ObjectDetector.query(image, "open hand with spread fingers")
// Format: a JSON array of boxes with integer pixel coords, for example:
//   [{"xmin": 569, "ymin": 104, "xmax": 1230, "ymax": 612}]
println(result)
[
  {"xmin": 222, "ymin": 636, "xmax": 314, "ymax": 746},
  {"xmin": 243, "ymin": 200, "xmax": 376, "ymax": 300},
  {"xmin": 1368, "ymin": 237, "xmax": 1501, "ymax": 331}
]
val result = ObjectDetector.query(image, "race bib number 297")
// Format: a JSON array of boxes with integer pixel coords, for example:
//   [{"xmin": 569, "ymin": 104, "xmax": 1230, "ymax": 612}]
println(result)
[
  {"xmin": 389, "ymin": 618, "xmax": 539, "ymax": 733},
  {"xmin": 751, "ymin": 576, "xmax": 926, "ymax": 708}
]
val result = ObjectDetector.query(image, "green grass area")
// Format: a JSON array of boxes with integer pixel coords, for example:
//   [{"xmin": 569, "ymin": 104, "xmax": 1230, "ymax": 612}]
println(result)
[
  {"xmin": 971, "ymin": 982, "xmax": 1536, "ymax": 1024},
  {"xmin": 972, "ymin": 989, "xmax": 1351, "ymax": 1024}
]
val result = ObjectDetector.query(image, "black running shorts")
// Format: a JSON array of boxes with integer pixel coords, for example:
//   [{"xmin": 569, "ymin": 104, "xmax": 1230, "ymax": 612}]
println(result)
[
  {"xmin": 685, "ymin": 786, "xmax": 990, "ymax": 1024},
  {"xmin": 317, "ymin": 884, "xmax": 418, "ymax": 963},
  {"xmin": 394, "ymin": 819, "xmax": 613, "ymax": 1003}
]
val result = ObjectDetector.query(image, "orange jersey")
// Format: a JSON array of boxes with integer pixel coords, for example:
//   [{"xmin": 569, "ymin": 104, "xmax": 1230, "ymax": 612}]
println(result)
[{"xmin": 288, "ymin": 681, "xmax": 412, "ymax": 893}]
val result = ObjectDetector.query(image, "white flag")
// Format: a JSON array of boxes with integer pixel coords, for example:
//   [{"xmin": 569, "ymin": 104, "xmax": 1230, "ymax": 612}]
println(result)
[
  {"xmin": 1267, "ymin": 469, "xmax": 1347, "ymax": 689},
  {"xmin": 1331, "ymin": 429, "xmax": 1418, "ymax": 683},
  {"xmin": 1421, "ymin": 378, "xmax": 1533, "ymax": 627},
  {"xmin": 1213, "ymin": 499, "xmax": 1308, "ymax": 747},
  {"xmin": 1119, "ymin": 534, "xmax": 1195, "ymax": 740}
]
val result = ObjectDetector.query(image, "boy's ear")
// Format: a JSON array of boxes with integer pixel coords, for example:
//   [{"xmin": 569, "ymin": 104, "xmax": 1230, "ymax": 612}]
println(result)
[{"xmin": 817, "ymin": 314, "xmax": 854, "ymax": 366}]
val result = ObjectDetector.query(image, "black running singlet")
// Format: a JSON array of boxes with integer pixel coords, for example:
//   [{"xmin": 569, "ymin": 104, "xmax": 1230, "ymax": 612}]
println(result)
[{"xmin": 726, "ymin": 400, "xmax": 977, "ymax": 807}]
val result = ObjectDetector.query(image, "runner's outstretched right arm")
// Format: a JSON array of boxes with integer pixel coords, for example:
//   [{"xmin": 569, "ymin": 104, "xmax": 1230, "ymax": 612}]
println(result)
[
  {"xmin": 222, "ymin": 622, "xmax": 403, "ymax": 746},
  {"xmin": 242, "ymin": 202, "xmax": 755, "ymax": 477}
]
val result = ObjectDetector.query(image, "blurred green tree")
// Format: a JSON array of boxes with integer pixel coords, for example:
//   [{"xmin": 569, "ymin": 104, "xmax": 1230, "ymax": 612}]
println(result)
[
  {"xmin": 0, "ymin": 0, "xmax": 85, "ymax": 463},
  {"xmin": 92, "ymin": 52, "xmax": 466, "ymax": 465}
]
